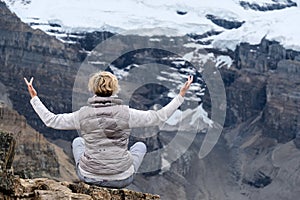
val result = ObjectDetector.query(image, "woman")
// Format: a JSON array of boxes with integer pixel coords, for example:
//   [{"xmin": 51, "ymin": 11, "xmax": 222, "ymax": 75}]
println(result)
[{"xmin": 24, "ymin": 71, "xmax": 193, "ymax": 188}]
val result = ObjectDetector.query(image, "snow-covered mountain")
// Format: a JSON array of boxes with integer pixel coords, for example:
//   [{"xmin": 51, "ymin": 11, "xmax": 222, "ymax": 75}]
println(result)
[
  {"xmin": 3, "ymin": 0, "xmax": 300, "ymax": 51},
  {"xmin": 3, "ymin": 0, "xmax": 298, "ymax": 162},
  {"xmin": 1, "ymin": 1, "xmax": 300, "ymax": 199}
]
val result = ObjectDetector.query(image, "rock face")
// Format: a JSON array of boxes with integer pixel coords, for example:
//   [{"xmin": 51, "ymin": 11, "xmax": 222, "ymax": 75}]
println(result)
[
  {"xmin": 207, "ymin": 38, "xmax": 300, "ymax": 199},
  {"xmin": 206, "ymin": 14, "xmax": 245, "ymax": 30},
  {"xmin": 0, "ymin": 102, "xmax": 77, "ymax": 181},
  {"xmin": 222, "ymin": 68, "xmax": 267, "ymax": 126},
  {"xmin": 263, "ymin": 59, "xmax": 300, "ymax": 143},
  {"xmin": 229, "ymin": 39, "xmax": 300, "ymax": 143},
  {"xmin": 239, "ymin": 0, "xmax": 297, "ymax": 11},
  {"xmin": 0, "ymin": 131, "xmax": 160, "ymax": 200},
  {"xmin": 126, "ymin": 38, "xmax": 300, "ymax": 199},
  {"xmin": 0, "ymin": 1, "xmax": 83, "ymax": 143}
]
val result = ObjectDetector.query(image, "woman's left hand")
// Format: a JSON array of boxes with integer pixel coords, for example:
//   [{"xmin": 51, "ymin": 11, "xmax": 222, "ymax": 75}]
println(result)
[
  {"xmin": 24, "ymin": 77, "xmax": 37, "ymax": 98},
  {"xmin": 179, "ymin": 75, "xmax": 193, "ymax": 97}
]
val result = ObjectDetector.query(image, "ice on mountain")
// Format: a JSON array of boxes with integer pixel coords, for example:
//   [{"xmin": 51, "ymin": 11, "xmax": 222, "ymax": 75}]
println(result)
[{"xmin": 216, "ymin": 55, "xmax": 233, "ymax": 68}]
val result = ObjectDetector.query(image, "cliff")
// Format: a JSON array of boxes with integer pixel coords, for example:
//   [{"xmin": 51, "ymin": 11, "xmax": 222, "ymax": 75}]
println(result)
[
  {"xmin": 230, "ymin": 39, "xmax": 300, "ymax": 143},
  {"xmin": 0, "ymin": 102, "xmax": 76, "ymax": 181}
]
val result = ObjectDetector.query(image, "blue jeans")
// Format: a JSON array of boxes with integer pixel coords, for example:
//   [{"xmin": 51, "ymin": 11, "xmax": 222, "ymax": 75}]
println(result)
[{"xmin": 72, "ymin": 137, "xmax": 147, "ymax": 188}]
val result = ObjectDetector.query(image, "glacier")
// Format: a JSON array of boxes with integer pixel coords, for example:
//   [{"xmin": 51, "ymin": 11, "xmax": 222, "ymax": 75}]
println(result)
[{"xmin": 3, "ymin": 0, "xmax": 300, "ymax": 51}]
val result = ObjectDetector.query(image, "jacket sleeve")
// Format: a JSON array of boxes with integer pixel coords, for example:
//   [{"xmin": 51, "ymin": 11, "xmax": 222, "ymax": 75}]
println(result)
[
  {"xmin": 30, "ymin": 96, "xmax": 80, "ymax": 130},
  {"xmin": 128, "ymin": 94, "xmax": 184, "ymax": 128}
]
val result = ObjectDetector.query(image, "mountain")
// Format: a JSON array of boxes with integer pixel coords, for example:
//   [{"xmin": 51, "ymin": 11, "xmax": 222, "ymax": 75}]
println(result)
[
  {"xmin": 1, "ymin": 1, "xmax": 300, "ymax": 200},
  {"xmin": 3, "ymin": 0, "xmax": 300, "ymax": 51}
]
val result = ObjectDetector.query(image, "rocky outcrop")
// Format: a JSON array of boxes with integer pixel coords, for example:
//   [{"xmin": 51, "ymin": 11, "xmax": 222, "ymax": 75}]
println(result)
[
  {"xmin": 0, "ymin": 131, "xmax": 160, "ymax": 200},
  {"xmin": 0, "ymin": 131, "xmax": 15, "ymax": 195},
  {"xmin": 1, "ymin": 177, "xmax": 160, "ymax": 200},
  {"xmin": 206, "ymin": 14, "xmax": 245, "ymax": 30},
  {"xmin": 228, "ymin": 38, "xmax": 300, "ymax": 144},
  {"xmin": 239, "ymin": 0, "xmax": 297, "ymax": 11},
  {"xmin": 234, "ymin": 39, "xmax": 287, "ymax": 72}
]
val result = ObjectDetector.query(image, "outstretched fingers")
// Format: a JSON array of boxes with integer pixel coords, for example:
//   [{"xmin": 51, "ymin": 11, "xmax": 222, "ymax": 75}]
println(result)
[
  {"xmin": 24, "ymin": 77, "xmax": 37, "ymax": 98},
  {"xmin": 179, "ymin": 75, "xmax": 194, "ymax": 97},
  {"xmin": 24, "ymin": 77, "xmax": 34, "ymax": 86},
  {"xmin": 187, "ymin": 75, "xmax": 193, "ymax": 86},
  {"xmin": 184, "ymin": 75, "xmax": 193, "ymax": 89}
]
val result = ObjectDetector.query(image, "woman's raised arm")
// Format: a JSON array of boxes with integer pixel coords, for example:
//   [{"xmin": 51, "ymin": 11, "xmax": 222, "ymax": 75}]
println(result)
[
  {"xmin": 128, "ymin": 76, "xmax": 193, "ymax": 128},
  {"xmin": 24, "ymin": 77, "xmax": 80, "ymax": 130}
]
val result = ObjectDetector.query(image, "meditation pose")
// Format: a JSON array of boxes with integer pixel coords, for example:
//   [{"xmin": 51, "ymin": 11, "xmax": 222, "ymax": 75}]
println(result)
[{"xmin": 24, "ymin": 71, "xmax": 193, "ymax": 188}]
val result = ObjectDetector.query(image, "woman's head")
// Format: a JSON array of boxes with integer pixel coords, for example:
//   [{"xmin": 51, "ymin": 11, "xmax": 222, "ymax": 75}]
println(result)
[{"xmin": 88, "ymin": 71, "xmax": 119, "ymax": 97}]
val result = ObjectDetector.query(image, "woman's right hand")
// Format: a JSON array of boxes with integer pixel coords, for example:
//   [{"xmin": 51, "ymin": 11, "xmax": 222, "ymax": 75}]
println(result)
[
  {"xmin": 179, "ymin": 75, "xmax": 193, "ymax": 97},
  {"xmin": 24, "ymin": 77, "xmax": 37, "ymax": 98}
]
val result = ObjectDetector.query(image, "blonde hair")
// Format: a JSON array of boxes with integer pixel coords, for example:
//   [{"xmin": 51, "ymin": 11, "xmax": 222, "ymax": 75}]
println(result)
[{"xmin": 88, "ymin": 71, "xmax": 119, "ymax": 97}]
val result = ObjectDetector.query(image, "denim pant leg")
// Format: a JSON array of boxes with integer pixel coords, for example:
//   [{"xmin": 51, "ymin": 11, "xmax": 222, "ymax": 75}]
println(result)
[
  {"xmin": 129, "ymin": 142, "xmax": 147, "ymax": 172},
  {"xmin": 72, "ymin": 137, "xmax": 85, "ymax": 166},
  {"xmin": 72, "ymin": 137, "xmax": 86, "ymax": 181}
]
